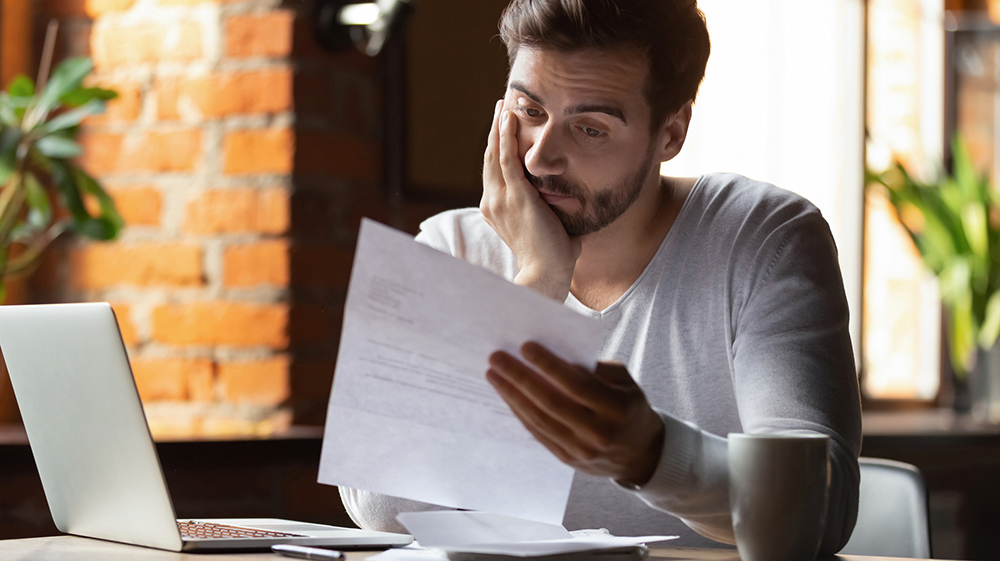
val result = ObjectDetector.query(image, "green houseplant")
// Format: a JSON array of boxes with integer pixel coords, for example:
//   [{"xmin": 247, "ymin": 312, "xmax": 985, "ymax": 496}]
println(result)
[
  {"xmin": 0, "ymin": 57, "xmax": 123, "ymax": 302},
  {"xmin": 868, "ymin": 139, "xmax": 1000, "ymax": 419}
]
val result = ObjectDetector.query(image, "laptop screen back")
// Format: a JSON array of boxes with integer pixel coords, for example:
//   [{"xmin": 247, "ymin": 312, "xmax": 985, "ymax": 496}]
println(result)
[{"xmin": 0, "ymin": 303, "xmax": 184, "ymax": 551}]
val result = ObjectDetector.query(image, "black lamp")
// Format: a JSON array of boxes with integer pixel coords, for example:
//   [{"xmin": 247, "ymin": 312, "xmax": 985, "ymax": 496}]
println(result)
[{"xmin": 313, "ymin": 0, "xmax": 414, "ymax": 56}]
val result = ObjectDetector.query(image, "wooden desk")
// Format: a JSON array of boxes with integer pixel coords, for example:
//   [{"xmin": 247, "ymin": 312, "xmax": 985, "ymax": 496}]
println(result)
[
  {"xmin": 0, "ymin": 414, "xmax": 984, "ymax": 558},
  {"xmin": 0, "ymin": 535, "xmax": 958, "ymax": 561}
]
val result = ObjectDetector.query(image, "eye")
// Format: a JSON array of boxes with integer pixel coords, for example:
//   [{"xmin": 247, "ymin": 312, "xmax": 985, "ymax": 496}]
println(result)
[
  {"xmin": 519, "ymin": 106, "xmax": 542, "ymax": 118},
  {"xmin": 580, "ymin": 126, "xmax": 606, "ymax": 139}
]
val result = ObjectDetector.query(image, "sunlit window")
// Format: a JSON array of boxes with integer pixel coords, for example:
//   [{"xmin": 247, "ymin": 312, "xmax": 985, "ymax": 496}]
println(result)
[{"xmin": 662, "ymin": 0, "xmax": 865, "ymax": 364}]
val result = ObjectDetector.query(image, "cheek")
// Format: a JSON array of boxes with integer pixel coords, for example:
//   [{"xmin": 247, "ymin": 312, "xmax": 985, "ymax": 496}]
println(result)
[{"xmin": 516, "ymin": 128, "xmax": 532, "ymax": 161}]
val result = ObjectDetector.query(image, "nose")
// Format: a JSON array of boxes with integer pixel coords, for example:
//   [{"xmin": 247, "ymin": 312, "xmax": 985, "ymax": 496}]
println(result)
[{"xmin": 522, "ymin": 121, "xmax": 568, "ymax": 178}]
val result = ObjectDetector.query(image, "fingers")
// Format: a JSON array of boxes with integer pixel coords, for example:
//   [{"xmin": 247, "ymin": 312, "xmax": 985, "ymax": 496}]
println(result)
[
  {"xmin": 483, "ymin": 99, "xmax": 503, "ymax": 184},
  {"xmin": 518, "ymin": 342, "xmax": 627, "ymax": 414},
  {"xmin": 593, "ymin": 361, "xmax": 636, "ymax": 387},
  {"xmin": 489, "ymin": 351, "xmax": 594, "ymax": 423},
  {"xmin": 498, "ymin": 105, "xmax": 530, "ymax": 197},
  {"xmin": 486, "ymin": 367, "xmax": 579, "ymax": 463}
]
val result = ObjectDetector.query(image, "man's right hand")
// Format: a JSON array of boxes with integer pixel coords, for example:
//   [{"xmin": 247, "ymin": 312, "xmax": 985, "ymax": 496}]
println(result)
[{"xmin": 480, "ymin": 99, "xmax": 582, "ymax": 302}]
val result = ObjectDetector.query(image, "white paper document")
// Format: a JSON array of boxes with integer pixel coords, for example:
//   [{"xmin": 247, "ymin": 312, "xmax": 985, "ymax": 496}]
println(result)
[
  {"xmin": 319, "ymin": 219, "xmax": 604, "ymax": 524},
  {"xmin": 367, "ymin": 511, "xmax": 677, "ymax": 560}
]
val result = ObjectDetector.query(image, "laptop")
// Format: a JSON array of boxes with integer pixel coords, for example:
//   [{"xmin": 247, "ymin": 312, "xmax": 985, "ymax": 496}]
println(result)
[{"xmin": 0, "ymin": 302, "xmax": 413, "ymax": 552}]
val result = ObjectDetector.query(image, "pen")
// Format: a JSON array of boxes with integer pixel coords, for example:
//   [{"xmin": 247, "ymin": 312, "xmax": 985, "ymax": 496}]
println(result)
[{"xmin": 271, "ymin": 544, "xmax": 346, "ymax": 560}]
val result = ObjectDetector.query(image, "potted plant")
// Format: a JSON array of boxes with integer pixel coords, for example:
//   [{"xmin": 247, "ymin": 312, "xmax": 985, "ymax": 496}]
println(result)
[
  {"xmin": 868, "ymin": 138, "xmax": 1000, "ymax": 421},
  {"xmin": 0, "ymin": 56, "xmax": 123, "ymax": 301},
  {"xmin": 0, "ymin": 55, "xmax": 123, "ymax": 425}
]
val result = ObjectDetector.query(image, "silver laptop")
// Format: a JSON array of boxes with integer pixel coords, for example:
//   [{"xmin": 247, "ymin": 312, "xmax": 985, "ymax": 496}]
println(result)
[{"xmin": 0, "ymin": 302, "xmax": 412, "ymax": 552}]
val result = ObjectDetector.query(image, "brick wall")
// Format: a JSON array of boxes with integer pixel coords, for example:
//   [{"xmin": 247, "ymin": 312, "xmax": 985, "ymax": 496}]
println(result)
[{"xmin": 27, "ymin": 0, "xmax": 438, "ymax": 435}]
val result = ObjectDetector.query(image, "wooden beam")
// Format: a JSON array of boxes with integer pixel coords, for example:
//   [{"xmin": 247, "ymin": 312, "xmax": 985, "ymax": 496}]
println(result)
[{"xmin": 0, "ymin": 0, "xmax": 35, "ymax": 89}]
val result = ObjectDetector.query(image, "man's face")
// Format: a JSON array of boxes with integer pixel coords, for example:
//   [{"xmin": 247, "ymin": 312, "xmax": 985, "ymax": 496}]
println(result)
[{"xmin": 504, "ymin": 47, "xmax": 660, "ymax": 236}]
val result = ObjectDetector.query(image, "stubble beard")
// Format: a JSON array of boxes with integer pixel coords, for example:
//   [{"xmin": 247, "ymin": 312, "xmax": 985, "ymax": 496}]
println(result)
[{"xmin": 525, "ymin": 147, "xmax": 656, "ymax": 237}]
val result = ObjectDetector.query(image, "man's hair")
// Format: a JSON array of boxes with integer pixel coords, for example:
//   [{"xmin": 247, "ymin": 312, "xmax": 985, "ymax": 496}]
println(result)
[{"xmin": 499, "ymin": 0, "xmax": 710, "ymax": 132}]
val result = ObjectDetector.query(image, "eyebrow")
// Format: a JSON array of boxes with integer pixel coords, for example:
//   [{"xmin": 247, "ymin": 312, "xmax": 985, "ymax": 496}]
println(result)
[{"xmin": 509, "ymin": 82, "xmax": 628, "ymax": 126}]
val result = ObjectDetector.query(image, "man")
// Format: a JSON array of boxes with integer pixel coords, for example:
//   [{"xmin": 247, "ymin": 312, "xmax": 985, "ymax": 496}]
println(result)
[{"xmin": 342, "ymin": 0, "xmax": 862, "ymax": 553}]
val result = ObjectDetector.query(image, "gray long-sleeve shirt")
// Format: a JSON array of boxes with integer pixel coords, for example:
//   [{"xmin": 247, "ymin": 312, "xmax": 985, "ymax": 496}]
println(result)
[{"xmin": 340, "ymin": 173, "xmax": 862, "ymax": 554}]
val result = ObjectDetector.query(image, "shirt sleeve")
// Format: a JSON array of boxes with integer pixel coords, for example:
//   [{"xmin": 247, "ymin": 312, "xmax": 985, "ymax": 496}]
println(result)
[
  {"xmin": 339, "ymin": 487, "xmax": 451, "ymax": 533},
  {"xmin": 620, "ymin": 208, "xmax": 862, "ymax": 556}
]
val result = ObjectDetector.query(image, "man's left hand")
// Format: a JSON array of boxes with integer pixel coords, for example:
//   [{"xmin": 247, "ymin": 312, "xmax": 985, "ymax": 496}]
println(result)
[{"xmin": 487, "ymin": 342, "xmax": 665, "ymax": 487}]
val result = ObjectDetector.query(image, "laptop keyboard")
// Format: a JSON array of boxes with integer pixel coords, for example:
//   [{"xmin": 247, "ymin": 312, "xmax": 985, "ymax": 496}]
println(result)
[{"xmin": 178, "ymin": 520, "xmax": 307, "ymax": 540}]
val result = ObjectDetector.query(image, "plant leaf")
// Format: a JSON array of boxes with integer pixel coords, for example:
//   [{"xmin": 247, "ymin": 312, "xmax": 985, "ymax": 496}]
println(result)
[
  {"xmin": 0, "ymin": 172, "xmax": 27, "ymax": 246},
  {"xmin": 0, "ymin": 95, "xmax": 18, "ymax": 127},
  {"xmin": 60, "ymin": 87, "xmax": 117, "ymax": 108},
  {"xmin": 35, "ymin": 99, "xmax": 105, "ymax": 136},
  {"xmin": 950, "ymin": 292, "xmax": 978, "ymax": 375},
  {"xmin": 940, "ymin": 258, "xmax": 973, "ymax": 305},
  {"xmin": 23, "ymin": 172, "xmax": 51, "ymax": 231},
  {"xmin": 8, "ymin": 75, "xmax": 34, "ymax": 98},
  {"xmin": 50, "ymin": 160, "xmax": 89, "ymax": 223},
  {"xmin": 980, "ymin": 291, "xmax": 1000, "ymax": 349},
  {"xmin": 5, "ymin": 220, "xmax": 69, "ymax": 276},
  {"xmin": 35, "ymin": 135, "xmax": 82, "ymax": 159},
  {"xmin": 72, "ymin": 168, "xmax": 122, "ymax": 239},
  {"xmin": 28, "ymin": 58, "xmax": 93, "ymax": 127}
]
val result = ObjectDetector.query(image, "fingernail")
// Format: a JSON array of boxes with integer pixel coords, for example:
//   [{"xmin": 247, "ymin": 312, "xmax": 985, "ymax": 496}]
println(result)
[{"xmin": 496, "ymin": 99, "xmax": 503, "ymax": 112}]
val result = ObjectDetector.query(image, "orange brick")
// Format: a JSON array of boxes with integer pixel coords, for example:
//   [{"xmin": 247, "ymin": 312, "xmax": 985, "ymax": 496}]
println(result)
[
  {"xmin": 223, "ymin": 128, "xmax": 293, "ymax": 175},
  {"xmin": 156, "ymin": 76, "xmax": 180, "ymax": 120},
  {"xmin": 109, "ymin": 302, "xmax": 139, "ymax": 347},
  {"xmin": 158, "ymin": 0, "xmax": 244, "ymax": 4},
  {"xmin": 69, "ymin": 243, "xmax": 203, "ymax": 289},
  {"xmin": 44, "ymin": 0, "xmax": 136, "ymax": 17},
  {"xmin": 93, "ymin": 22, "xmax": 202, "ymax": 69},
  {"xmin": 86, "ymin": 81, "xmax": 142, "ymax": 123},
  {"xmin": 258, "ymin": 188, "xmax": 290, "ymax": 234},
  {"xmin": 296, "ymin": 132, "xmax": 380, "ymax": 178},
  {"xmin": 134, "ymin": 130, "xmax": 201, "ymax": 171},
  {"xmin": 131, "ymin": 357, "xmax": 214, "ymax": 402},
  {"xmin": 160, "ymin": 69, "xmax": 292, "ymax": 119},
  {"xmin": 105, "ymin": 186, "xmax": 162, "ymax": 226},
  {"xmin": 223, "ymin": 240, "xmax": 290, "ymax": 288},
  {"xmin": 152, "ymin": 302, "xmax": 289, "ymax": 348},
  {"xmin": 78, "ymin": 132, "xmax": 124, "ymax": 175},
  {"xmin": 225, "ymin": 12, "xmax": 294, "ymax": 58},
  {"xmin": 218, "ymin": 356, "xmax": 290, "ymax": 406},
  {"xmin": 88, "ymin": 0, "xmax": 136, "ymax": 16},
  {"xmin": 188, "ymin": 362, "xmax": 216, "ymax": 402},
  {"xmin": 184, "ymin": 188, "xmax": 288, "ymax": 234},
  {"xmin": 79, "ymin": 130, "xmax": 200, "ymax": 173},
  {"xmin": 92, "ymin": 24, "xmax": 163, "ymax": 67}
]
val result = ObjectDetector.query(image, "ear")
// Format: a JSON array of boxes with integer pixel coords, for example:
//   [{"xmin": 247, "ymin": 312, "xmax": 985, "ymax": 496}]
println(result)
[{"xmin": 653, "ymin": 101, "xmax": 693, "ymax": 164}]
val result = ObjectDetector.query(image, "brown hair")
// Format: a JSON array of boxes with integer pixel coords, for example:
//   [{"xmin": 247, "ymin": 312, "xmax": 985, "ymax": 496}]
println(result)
[{"xmin": 499, "ymin": 0, "xmax": 710, "ymax": 132}]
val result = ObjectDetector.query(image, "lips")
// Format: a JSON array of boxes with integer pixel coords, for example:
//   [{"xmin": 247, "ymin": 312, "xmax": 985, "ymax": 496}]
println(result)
[{"xmin": 538, "ymin": 191, "xmax": 573, "ymax": 205}]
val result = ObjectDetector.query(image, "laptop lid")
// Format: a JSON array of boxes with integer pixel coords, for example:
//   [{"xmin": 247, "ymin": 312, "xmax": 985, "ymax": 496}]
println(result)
[
  {"xmin": 0, "ymin": 302, "xmax": 183, "ymax": 550},
  {"xmin": 0, "ymin": 302, "xmax": 411, "ymax": 551}
]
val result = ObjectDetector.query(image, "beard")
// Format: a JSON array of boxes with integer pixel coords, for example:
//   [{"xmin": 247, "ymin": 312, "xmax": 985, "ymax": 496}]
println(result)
[{"xmin": 524, "ymin": 148, "xmax": 655, "ymax": 236}]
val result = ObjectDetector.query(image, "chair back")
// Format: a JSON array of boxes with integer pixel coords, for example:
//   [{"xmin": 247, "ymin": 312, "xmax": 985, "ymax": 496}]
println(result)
[{"xmin": 840, "ymin": 457, "xmax": 931, "ymax": 558}]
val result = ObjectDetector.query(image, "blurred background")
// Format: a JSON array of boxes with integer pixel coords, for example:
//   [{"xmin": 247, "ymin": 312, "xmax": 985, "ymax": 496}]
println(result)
[{"xmin": 0, "ymin": 0, "xmax": 999, "ymax": 558}]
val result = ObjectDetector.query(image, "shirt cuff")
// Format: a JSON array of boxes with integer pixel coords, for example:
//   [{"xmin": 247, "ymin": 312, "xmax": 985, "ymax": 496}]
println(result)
[{"xmin": 613, "ymin": 410, "xmax": 701, "ymax": 495}]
